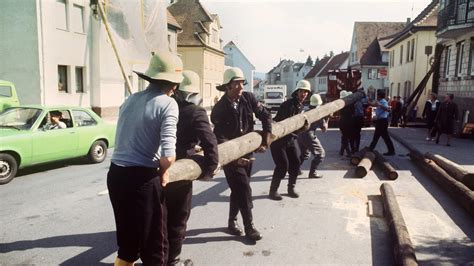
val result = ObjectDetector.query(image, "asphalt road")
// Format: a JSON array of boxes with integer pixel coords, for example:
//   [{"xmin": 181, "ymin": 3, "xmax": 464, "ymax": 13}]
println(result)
[{"xmin": 1, "ymin": 129, "xmax": 473, "ymax": 265}]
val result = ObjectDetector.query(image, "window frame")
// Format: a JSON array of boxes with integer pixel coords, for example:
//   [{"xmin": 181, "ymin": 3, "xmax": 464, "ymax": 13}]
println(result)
[
  {"xmin": 400, "ymin": 45, "xmax": 404, "ymax": 65},
  {"xmin": 58, "ymin": 65, "xmax": 69, "ymax": 93},
  {"xmin": 456, "ymin": 41, "xmax": 465, "ymax": 77},
  {"xmin": 407, "ymin": 40, "xmax": 411, "ymax": 63},
  {"xmin": 445, "ymin": 45, "xmax": 452, "ymax": 78},
  {"xmin": 56, "ymin": 0, "xmax": 68, "ymax": 31},
  {"xmin": 71, "ymin": 4, "xmax": 84, "ymax": 34},
  {"xmin": 411, "ymin": 39, "xmax": 415, "ymax": 61},
  {"xmin": 75, "ymin": 66, "xmax": 84, "ymax": 93}
]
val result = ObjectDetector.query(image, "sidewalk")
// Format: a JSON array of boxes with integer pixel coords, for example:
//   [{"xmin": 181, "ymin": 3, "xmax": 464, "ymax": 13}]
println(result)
[{"xmin": 388, "ymin": 127, "xmax": 474, "ymax": 172}]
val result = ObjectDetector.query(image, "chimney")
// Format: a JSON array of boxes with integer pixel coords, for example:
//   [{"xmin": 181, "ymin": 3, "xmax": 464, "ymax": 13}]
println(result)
[{"xmin": 406, "ymin": 17, "xmax": 411, "ymax": 24}]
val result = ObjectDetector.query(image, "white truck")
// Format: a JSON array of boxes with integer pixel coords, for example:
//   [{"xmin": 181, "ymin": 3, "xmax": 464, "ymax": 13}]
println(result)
[{"xmin": 263, "ymin": 85, "xmax": 287, "ymax": 111}]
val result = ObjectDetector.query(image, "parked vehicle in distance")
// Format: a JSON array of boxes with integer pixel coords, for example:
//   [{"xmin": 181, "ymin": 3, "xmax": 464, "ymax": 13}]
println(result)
[
  {"xmin": 263, "ymin": 84, "xmax": 287, "ymax": 111},
  {"xmin": 0, "ymin": 80, "xmax": 20, "ymax": 113},
  {"xmin": 0, "ymin": 106, "xmax": 116, "ymax": 185}
]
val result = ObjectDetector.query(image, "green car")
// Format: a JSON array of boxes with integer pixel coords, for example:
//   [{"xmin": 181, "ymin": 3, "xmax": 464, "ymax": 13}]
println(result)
[
  {"xmin": 0, "ymin": 106, "xmax": 116, "ymax": 184},
  {"xmin": 0, "ymin": 80, "xmax": 20, "ymax": 113}
]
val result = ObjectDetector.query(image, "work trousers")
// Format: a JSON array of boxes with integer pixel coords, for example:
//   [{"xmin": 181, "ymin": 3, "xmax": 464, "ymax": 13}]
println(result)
[
  {"xmin": 369, "ymin": 118, "xmax": 395, "ymax": 153},
  {"xmin": 353, "ymin": 116, "xmax": 364, "ymax": 152},
  {"xmin": 299, "ymin": 135, "xmax": 325, "ymax": 174},
  {"xmin": 107, "ymin": 163, "xmax": 168, "ymax": 265},
  {"xmin": 223, "ymin": 160, "xmax": 254, "ymax": 227},
  {"xmin": 163, "ymin": 181, "xmax": 193, "ymax": 264},
  {"xmin": 270, "ymin": 137, "xmax": 301, "ymax": 191}
]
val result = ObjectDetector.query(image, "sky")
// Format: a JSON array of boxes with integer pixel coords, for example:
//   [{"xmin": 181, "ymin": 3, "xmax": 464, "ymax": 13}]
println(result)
[{"xmin": 198, "ymin": 0, "xmax": 433, "ymax": 73}]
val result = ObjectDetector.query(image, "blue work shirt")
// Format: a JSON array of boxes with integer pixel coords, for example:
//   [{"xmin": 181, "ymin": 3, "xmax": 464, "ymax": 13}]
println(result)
[{"xmin": 375, "ymin": 98, "xmax": 389, "ymax": 119}]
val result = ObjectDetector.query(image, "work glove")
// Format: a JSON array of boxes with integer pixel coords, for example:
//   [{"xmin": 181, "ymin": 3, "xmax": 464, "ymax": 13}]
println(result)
[
  {"xmin": 295, "ymin": 116, "xmax": 310, "ymax": 134},
  {"xmin": 199, "ymin": 163, "xmax": 221, "ymax": 181},
  {"xmin": 256, "ymin": 131, "xmax": 274, "ymax": 153},
  {"xmin": 235, "ymin": 157, "xmax": 255, "ymax": 167}
]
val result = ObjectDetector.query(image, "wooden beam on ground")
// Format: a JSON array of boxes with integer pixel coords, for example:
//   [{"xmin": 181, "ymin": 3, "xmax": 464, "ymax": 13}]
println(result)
[
  {"xmin": 380, "ymin": 183, "xmax": 418, "ymax": 266},
  {"xmin": 425, "ymin": 152, "xmax": 474, "ymax": 190},
  {"xmin": 350, "ymin": 147, "xmax": 368, "ymax": 166},
  {"xmin": 373, "ymin": 150, "xmax": 399, "ymax": 180},
  {"xmin": 355, "ymin": 150, "xmax": 376, "ymax": 178},
  {"xmin": 168, "ymin": 91, "xmax": 365, "ymax": 182}
]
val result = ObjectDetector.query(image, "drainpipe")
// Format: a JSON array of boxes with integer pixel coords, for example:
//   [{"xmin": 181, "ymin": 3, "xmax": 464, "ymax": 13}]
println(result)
[{"xmin": 38, "ymin": 0, "xmax": 46, "ymax": 105}]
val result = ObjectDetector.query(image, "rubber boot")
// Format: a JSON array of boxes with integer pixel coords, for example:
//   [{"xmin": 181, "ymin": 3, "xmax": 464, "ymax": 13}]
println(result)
[{"xmin": 287, "ymin": 184, "xmax": 299, "ymax": 198}]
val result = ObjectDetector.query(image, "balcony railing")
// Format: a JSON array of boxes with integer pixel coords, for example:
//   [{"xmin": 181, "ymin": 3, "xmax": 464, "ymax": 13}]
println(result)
[{"xmin": 438, "ymin": 0, "xmax": 474, "ymax": 31}]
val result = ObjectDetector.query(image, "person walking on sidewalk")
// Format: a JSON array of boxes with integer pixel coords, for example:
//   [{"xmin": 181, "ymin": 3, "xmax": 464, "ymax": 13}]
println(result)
[
  {"xmin": 211, "ymin": 67, "xmax": 273, "ymax": 241},
  {"xmin": 298, "ymin": 93, "xmax": 327, "ymax": 179},
  {"xmin": 269, "ymin": 80, "xmax": 311, "ymax": 201},
  {"xmin": 435, "ymin": 93, "xmax": 459, "ymax": 146},
  {"xmin": 165, "ymin": 70, "xmax": 219, "ymax": 265},
  {"xmin": 368, "ymin": 91, "xmax": 396, "ymax": 156},
  {"xmin": 107, "ymin": 51, "xmax": 183, "ymax": 266},
  {"xmin": 422, "ymin": 92, "xmax": 440, "ymax": 141}
]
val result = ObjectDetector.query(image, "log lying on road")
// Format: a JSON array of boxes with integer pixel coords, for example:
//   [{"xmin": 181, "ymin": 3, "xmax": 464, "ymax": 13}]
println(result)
[
  {"xmin": 373, "ymin": 150, "xmax": 399, "ymax": 180},
  {"xmin": 425, "ymin": 152, "xmax": 474, "ymax": 190},
  {"xmin": 169, "ymin": 91, "xmax": 365, "ymax": 182},
  {"xmin": 350, "ymin": 147, "xmax": 368, "ymax": 166},
  {"xmin": 380, "ymin": 183, "xmax": 418, "ymax": 266},
  {"xmin": 390, "ymin": 131, "xmax": 474, "ymax": 218},
  {"xmin": 355, "ymin": 150, "xmax": 376, "ymax": 178}
]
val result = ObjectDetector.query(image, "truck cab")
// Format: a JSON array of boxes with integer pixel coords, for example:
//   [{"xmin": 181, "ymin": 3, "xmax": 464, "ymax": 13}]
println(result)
[
  {"xmin": 0, "ymin": 80, "xmax": 19, "ymax": 113},
  {"xmin": 264, "ymin": 84, "xmax": 287, "ymax": 111}
]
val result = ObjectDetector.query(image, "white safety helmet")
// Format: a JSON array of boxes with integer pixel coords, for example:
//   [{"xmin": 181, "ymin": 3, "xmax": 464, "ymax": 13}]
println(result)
[
  {"xmin": 310, "ymin": 94, "xmax": 323, "ymax": 107},
  {"xmin": 217, "ymin": 67, "xmax": 247, "ymax": 91},
  {"xmin": 340, "ymin": 90, "xmax": 353, "ymax": 99},
  {"xmin": 134, "ymin": 50, "xmax": 184, "ymax": 84},
  {"xmin": 291, "ymin": 79, "xmax": 311, "ymax": 97},
  {"xmin": 179, "ymin": 70, "xmax": 200, "ymax": 93}
]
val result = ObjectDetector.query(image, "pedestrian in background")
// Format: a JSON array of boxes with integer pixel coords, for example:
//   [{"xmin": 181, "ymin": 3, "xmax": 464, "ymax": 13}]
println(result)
[
  {"xmin": 269, "ymin": 80, "xmax": 311, "ymax": 200},
  {"xmin": 368, "ymin": 91, "xmax": 396, "ymax": 156},
  {"xmin": 211, "ymin": 67, "xmax": 272, "ymax": 241},
  {"xmin": 107, "ymin": 51, "xmax": 183, "ymax": 266},
  {"xmin": 435, "ymin": 93, "xmax": 458, "ymax": 146},
  {"xmin": 298, "ymin": 93, "xmax": 327, "ymax": 179},
  {"xmin": 339, "ymin": 90, "xmax": 355, "ymax": 156},
  {"xmin": 166, "ymin": 70, "xmax": 219, "ymax": 265},
  {"xmin": 422, "ymin": 92, "xmax": 440, "ymax": 141}
]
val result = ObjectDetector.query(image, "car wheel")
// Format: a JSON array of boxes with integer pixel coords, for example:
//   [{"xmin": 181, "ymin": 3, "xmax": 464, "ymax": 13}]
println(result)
[
  {"xmin": 88, "ymin": 140, "xmax": 107, "ymax": 163},
  {"xmin": 0, "ymin": 153, "xmax": 18, "ymax": 185}
]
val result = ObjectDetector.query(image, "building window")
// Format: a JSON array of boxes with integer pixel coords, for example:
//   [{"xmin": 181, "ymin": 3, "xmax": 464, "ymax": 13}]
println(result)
[
  {"xmin": 212, "ymin": 29, "xmax": 218, "ymax": 43},
  {"xmin": 397, "ymin": 83, "xmax": 400, "ymax": 96},
  {"xmin": 58, "ymin": 65, "xmax": 68, "ymax": 92},
  {"xmin": 411, "ymin": 39, "xmax": 415, "ymax": 61},
  {"xmin": 56, "ymin": 0, "xmax": 68, "ymax": 30},
  {"xmin": 469, "ymin": 38, "xmax": 474, "ymax": 76},
  {"xmin": 72, "ymin": 4, "xmax": 84, "ymax": 33},
  {"xmin": 75, "ymin": 67, "xmax": 84, "ymax": 93},
  {"xmin": 390, "ymin": 82, "xmax": 394, "ymax": 96},
  {"xmin": 368, "ymin": 69, "xmax": 378, "ymax": 79},
  {"xmin": 407, "ymin": 41, "xmax": 411, "ymax": 62},
  {"xmin": 167, "ymin": 34, "xmax": 172, "ymax": 52},
  {"xmin": 456, "ymin": 41, "xmax": 465, "ymax": 77},
  {"xmin": 400, "ymin": 45, "xmax": 404, "ymax": 65},
  {"xmin": 445, "ymin": 46, "xmax": 452, "ymax": 78}
]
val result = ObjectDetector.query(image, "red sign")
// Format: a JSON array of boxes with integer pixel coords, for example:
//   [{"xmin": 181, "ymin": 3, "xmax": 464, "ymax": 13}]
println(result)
[{"xmin": 379, "ymin": 68, "xmax": 388, "ymax": 77}]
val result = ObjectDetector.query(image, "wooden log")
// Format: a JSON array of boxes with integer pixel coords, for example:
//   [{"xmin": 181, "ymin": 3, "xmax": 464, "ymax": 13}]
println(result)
[
  {"xmin": 380, "ymin": 183, "xmax": 418, "ymax": 266},
  {"xmin": 388, "ymin": 132, "xmax": 424, "ymax": 161},
  {"xmin": 168, "ymin": 91, "xmax": 365, "ymax": 182},
  {"xmin": 425, "ymin": 152, "xmax": 474, "ymax": 190},
  {"xmin": 350, "ymin": 147, "xmax": 368, "ymax": 166},
  {"xmin": 355, "ymin": 151, "xmax": 376, "ymax": 178},
  {"xmin": 418, "ymin": 158, "xmax": 474, "ymax": 217},
  {"xmin": 373, "ymin": 150, "xmax": 399, "ymax": 180}
]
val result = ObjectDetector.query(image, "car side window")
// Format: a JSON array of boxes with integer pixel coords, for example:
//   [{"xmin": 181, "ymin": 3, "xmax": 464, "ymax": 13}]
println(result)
[{"xmin": 72, "ymin": 110, "xmax": 97, "ymax": 127}]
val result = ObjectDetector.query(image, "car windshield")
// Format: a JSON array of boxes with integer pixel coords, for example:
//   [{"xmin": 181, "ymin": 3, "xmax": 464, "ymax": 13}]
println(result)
[
  {"xmin": 0, "ymin": 107, "xmax": 42, "ymax": 130},
  {"xmin": 266, "ymin": 92, "xmax": 283, "ymax": 99}
]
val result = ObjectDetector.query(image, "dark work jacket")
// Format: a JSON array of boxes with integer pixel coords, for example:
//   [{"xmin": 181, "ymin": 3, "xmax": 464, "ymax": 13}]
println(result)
[
  {"xmin": 422, "ymin": 100, "xmax": 440, "ymax": 122},
  {"xmin": 273, "ymin": 97, "xmax": 305, "ymax": 142},
  {"xmin": 211, "ymin": 91, "xmax": 272, "ymax": 144},
  {"xmin": 436, "ymin": 101, "xmax": 458, "ymax": 131},
  {"xmin": 339, "ymin": 105, "xmax": 355, "ymax": 131},
  {"xmin": 176, "ymin": 99, "xmax": 219, "ymax": 172}
]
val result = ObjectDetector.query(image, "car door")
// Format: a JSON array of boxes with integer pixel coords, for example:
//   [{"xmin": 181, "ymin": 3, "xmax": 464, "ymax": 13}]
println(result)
[
  {"xmin": 71, "ymin": 109, "xmax": 100, "ymax": 155},
  {"xmin": 31, "ymin": 110, "xmax": 79, "ymax": 164}
]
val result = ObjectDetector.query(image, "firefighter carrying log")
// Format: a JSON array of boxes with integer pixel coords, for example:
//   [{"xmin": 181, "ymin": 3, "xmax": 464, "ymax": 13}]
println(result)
[
  {"xmin": 107, "ymin": 51, "xmax": 183, "ymax": 266},
  {"xmin": 211, "ymin": 67, "xmax": 273, "ymax": 241},
  {"xmin": 269, "ymin": 80, "xmax": 311, "ymax": 200},
  {"xmin": 165, "ymin": 70, "xmax": 219, "ymax": 265}
]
